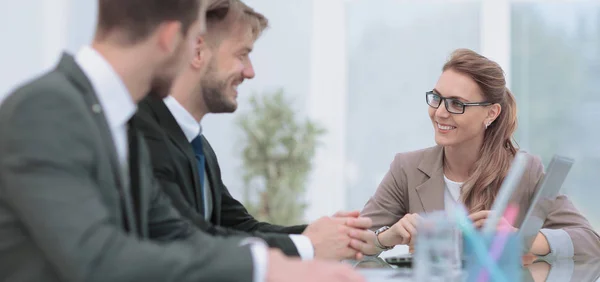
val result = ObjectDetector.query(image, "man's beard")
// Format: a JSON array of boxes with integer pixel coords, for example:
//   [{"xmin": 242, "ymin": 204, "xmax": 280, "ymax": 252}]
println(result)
[{"xmin": 200, "ymin": 67, "xmax": 239, "ymax": 113}]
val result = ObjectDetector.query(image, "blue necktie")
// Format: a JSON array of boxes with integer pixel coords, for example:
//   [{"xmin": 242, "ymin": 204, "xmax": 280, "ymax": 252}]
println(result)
[{"xmin": 190, "ymin": 135, "xmax": 205, "ymax": 206}]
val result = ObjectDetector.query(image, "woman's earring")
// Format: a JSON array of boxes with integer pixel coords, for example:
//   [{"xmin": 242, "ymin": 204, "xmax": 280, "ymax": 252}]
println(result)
[{"xmin": 485, "ymin": 121, "xmax": 492, "ymax": 129}]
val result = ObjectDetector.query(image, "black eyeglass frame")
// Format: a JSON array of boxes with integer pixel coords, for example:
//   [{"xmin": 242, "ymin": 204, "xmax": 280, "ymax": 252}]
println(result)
[{"xmin": 425, "ymin": 91, "xmax": 493, "ymax": 114}]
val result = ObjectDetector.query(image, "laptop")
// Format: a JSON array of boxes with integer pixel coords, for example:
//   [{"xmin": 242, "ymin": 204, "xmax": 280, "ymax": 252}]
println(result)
[
  {"xmin": 385, "ymin": 154, "xmax": 574, "ymax": 267},
  {"xmin": 517, "ymin": 155, "xmax": 574, "ymax": 252}
]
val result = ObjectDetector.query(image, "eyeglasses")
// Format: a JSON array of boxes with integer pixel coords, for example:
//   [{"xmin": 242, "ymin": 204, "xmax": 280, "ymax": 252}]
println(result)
[{"xmin": 426, "ymin": 91, "xmax": 492, "ymax": 114}]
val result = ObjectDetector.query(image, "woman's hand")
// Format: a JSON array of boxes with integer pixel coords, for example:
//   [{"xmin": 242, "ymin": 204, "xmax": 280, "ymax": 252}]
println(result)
[
  {"xmin": 469, "ymin": 210, "xmax": 550, "ymax": 255},
  {"xmin": 529, "ymin": 232, "xmax": 550, "ymax": 256},
  {"xmin": 378, "ymin": 213, "xmax": 421, "ymax": 247},
  {"xmin": 347, "ymin": 213, "xmax": 421, "ymax": 256},
  {"xmin": 468, "ymin": 210, "xmax": 518, "ymax": 233},
  {"xmin": 526, "ymin": 261, "xmax": 551, "ymax": 282}
]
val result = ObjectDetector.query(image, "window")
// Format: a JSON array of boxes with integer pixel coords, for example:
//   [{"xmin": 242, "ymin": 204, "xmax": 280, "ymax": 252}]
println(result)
[
  {"xmin": 345, "ymin": 0, "xmax": 482, "ymax": 210},
  {"xmin": 512, "ymin": 2, "xmax": 600, "ymax": 229}
]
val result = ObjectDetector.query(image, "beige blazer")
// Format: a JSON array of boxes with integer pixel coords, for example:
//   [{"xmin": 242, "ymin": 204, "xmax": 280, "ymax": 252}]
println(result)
[{"xmin": 361, "ymin": 145, "xmax": 600, "ymax": 258}]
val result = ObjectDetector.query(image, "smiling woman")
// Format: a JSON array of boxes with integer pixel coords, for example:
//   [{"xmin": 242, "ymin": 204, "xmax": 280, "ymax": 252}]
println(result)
[
  {"xmin": 353, "ymin": 48, "xmax": 600, "ymax": 259},
  {"xmin": 429, "ymin": 49, "xmax": 517, "ymax": 213}
]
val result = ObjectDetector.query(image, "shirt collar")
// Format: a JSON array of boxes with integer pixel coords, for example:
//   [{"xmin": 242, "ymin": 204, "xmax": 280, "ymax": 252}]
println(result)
[
  {"xmin": 75, "ymin": 46, "xmax": 136, "ymax": 129},
  {"xmin": 163, "ymin": 96, "xmax": 202, "ymax": 142}
]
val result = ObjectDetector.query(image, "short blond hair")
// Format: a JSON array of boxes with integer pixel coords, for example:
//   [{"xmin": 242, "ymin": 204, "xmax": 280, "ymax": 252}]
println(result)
[{"xmin": 205, "ymin": 0, "xmax": 268, "ymax": 45}]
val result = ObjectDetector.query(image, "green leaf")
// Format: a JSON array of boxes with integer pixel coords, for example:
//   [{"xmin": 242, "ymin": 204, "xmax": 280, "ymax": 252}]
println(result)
[{"xmin": 236, "ymin": 89, "xmax": 326, "ymax": 225}]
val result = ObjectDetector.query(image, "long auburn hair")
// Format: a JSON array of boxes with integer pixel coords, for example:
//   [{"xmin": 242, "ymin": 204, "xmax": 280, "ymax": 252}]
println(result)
[{"xmin": 442, "ymin": 49, "xmax": 519, "ymax": 213}]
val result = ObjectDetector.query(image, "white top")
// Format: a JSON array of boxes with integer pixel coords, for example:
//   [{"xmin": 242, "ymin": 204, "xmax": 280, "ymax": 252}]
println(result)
[{"xmin": 443, "ymin": 175, "xmax": 463, "ymax": 213}]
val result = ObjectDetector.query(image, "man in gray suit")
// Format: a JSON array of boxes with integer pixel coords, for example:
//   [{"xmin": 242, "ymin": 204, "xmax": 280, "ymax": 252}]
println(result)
[{"xmin": 0, "ymin": 0, "xmax": 366, "ymax": 281}]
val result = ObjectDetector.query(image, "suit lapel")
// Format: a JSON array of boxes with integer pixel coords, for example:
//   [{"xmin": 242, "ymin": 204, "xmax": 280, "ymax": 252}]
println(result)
[
  {"xmin": 146, "ymin": 97, "xmax": 205, "ymax": 214},
  {"xmin": 57, "ymin": 53, "xmax": 136, "ymax": 233},
  {"xmin": 57, "ymin": 53, "xmax": 125, "ymax": 190},
  {"xmin": 415, "ymin": 146, "xmax": 446, "ymax": 213}
]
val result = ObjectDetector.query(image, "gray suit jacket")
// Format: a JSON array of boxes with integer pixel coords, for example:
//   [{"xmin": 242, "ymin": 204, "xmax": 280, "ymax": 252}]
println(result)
[{"xmin": 0, "ymin": 53, "xmax": 254, "ymax": 282}]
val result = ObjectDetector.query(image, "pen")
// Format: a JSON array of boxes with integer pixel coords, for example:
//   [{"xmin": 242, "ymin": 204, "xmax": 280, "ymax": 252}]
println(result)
[
  {"xmin": 482, "ymin": 152, "xmax": 528, "ymax": 236},
  {"xmin": 477, "ymin": 204, "xmax": 520, "ymax": 282},
  {"xmin": 454, "ymin": 206, "xmax": 507, "ymax": 282}
]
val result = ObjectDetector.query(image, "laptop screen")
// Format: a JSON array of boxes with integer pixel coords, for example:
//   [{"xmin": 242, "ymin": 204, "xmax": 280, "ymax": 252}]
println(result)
[{"xmin": 519, "ymin": 155, "xmax": 574, "ymax": 251}]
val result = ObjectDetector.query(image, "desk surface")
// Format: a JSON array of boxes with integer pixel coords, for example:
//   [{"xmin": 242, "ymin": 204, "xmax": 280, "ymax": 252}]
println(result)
[{"xmin": 351, "ymin": 257, "xmax": 600, "ymax": 282}]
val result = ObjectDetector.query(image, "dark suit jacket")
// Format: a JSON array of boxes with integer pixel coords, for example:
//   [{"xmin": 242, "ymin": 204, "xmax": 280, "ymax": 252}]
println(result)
[
  {"xmin": 135, "ymin": 96, "xmax": 307, "ymax": 256},
  {"xmin": 0, "ymin": 54, "xmax": 254, "ymax": 282}
]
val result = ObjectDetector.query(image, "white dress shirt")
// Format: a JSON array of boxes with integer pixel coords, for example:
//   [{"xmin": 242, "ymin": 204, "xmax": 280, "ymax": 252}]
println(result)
[
  {"xmin": 75, "ymin": 47, "xmax": 269, "ymax": 282},
  {"xmin": 75, "ymin": 46, "xmax": 135, "ymax": 176},
  {"xmin": 442, "ymin": 175, "xmax": 573, "ymax": 259},
  {"xmin": 163, "ymin": 96, "xmax": 315, "ymax": 263}
]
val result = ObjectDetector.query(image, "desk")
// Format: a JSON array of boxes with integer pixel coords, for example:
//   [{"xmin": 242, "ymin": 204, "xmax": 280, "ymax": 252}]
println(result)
[{"xmin": 350, "ymin": 257, "xmax": 600, "ymax": 282}]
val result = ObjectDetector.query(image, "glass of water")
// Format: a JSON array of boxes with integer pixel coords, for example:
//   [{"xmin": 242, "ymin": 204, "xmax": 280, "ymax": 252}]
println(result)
[{"xmin": 413, "ymin": 211, "xmax": 463, "ymax": 282}]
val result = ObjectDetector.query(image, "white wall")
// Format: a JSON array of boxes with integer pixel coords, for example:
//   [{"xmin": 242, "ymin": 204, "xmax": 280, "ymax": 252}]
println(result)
[{"xmin": 0, "ymin": 0, "xmax": 94, "ymax": 103}]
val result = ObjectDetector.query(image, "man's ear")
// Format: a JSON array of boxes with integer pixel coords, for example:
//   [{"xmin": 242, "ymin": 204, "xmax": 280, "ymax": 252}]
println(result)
[
  {"xmin": 156, "ymin": 21, "xmax": 183, "ymax": 54},
  {"xmin": 191, "ymin": 36, "xmax": 207, "ymax": 69}
]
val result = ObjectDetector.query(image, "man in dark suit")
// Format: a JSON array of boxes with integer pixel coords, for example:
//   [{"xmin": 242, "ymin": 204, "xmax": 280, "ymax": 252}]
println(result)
[
  {"xmin": 0, "ymin": 0, "xmax": 366, "ymax": 281},
  {"xmin": 136, "ymin": 0, "xmax": 371, "ymax": 261}
]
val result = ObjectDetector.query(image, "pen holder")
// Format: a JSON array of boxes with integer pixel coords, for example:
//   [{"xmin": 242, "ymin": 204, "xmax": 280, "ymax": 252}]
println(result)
[{"xmin": 463, "ymin": 233, "xmax": 521, "ymax": 282}]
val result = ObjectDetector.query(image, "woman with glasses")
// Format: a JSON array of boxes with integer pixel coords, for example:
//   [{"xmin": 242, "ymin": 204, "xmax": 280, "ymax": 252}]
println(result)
[{"xmin": 349, "ymin": 49, "xmax": 600, "ymax": 259}]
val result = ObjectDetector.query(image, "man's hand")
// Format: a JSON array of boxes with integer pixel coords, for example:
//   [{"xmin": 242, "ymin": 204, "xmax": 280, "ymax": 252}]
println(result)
[
  {"xmin": 347, "ymin": 229, "xmax": 380, "ymax": 256},
  {"xmin": 332, "ymin": 210, "xmax": 360, "ymax": 218},
  {"xmin": 267, "ymin": 249, "xmax": 365, "ymax": 282},
  {"xmin": 469, "ymin": 210, "xmax": 518, "ymax": 232},
  {"xmin": 303, "ymin": 216, "xmax": 372, "ymax": 261}
]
